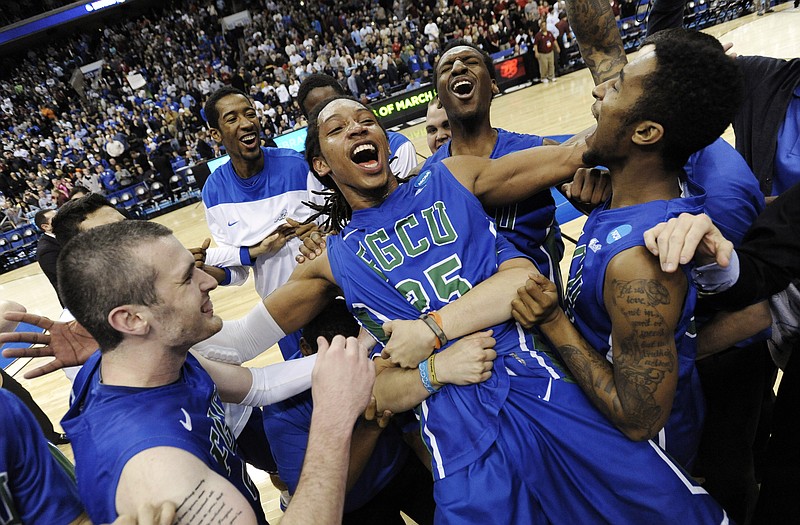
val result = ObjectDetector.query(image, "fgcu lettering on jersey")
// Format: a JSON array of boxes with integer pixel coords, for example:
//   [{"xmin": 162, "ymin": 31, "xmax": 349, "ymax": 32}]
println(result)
[
  {"xmin": 349, "ymin": 199, "xmax": 469, "ymax": 345},
  {"xmin": 207, "ymin": 390, "xmax": 236, "ymax": 475},
  {"xmin": 207, "ymin": 389, "xmax": 259, "ymax": 501}
]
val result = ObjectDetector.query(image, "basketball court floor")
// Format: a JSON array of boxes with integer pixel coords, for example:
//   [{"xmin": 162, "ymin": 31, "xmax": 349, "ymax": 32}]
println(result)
[{"xmin": 0, "ymin": 5, "xmax": 797, "ymax": 522}]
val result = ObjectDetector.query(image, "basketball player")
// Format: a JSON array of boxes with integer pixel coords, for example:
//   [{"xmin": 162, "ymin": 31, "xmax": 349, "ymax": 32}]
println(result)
[
  {"xmin": 200, "ymin": 86, "xmax": 323, "ymax": 301},
  {"xmin": 511, "ymin": 29, "xmax": 742, "ymax": 469},
  {"xmin": 424, "ymin": 40, "xmax": 567, "ymax": 293},
  {"xmin": 565, "ymin": 1, "xmax": 776, "ymax": 520}
]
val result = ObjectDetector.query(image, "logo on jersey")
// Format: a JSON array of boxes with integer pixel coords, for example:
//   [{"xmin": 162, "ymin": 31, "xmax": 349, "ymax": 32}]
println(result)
[
  {"xmin": 413, "ymin": 170, "xmax": 432, "ymax": 195},
  {"xmin": 606, "ymin": 224, "xmax": 632, "ymax": 244},
  {"xmin": 179, "ymin": 408, "xmax": 193, "ymax": 431},
  {"xmin": 588, "ymin": 238, "xmax": 602, "ymax": 253},
  {"xmin": 274, "ymin": 209, "xmax": 288, "ymax": 223},
  {"xmin": 227, "ymin": 220, "xmax": 239, "ymax": 227}
]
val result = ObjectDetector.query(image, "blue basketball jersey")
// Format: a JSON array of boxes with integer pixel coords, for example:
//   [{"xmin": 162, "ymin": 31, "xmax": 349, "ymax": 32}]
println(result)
[
  {"xmin": 61, "ymin": 352, "xmax": 266, "ymax": 525},
  {"xmin": 327, "ymin": 162, "xmax": 565, "ymax": 480},
  {"xmin": 0, "ymin": 390, "xmax": 84, "ymax": 525},
  {"xmin": 423, "ymin": 129, "xmax": 564, "ymax": 283},
  {"xmin": 564, "ymin": 181, "xmax": 706, "ymax": 467}
]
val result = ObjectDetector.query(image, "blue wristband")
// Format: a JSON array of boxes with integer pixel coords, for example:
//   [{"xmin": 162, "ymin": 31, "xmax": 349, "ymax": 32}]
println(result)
[{"xmin": 418, "ymin": 359, "xmax": 440, "ymax": 394}]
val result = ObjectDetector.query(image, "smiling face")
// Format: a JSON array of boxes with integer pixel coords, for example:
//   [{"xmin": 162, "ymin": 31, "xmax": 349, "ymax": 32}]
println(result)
[
  {"xmin": 425, "ymin": 99, "xmax": 451, "ymax": 154},
  {"xmin": 435, "ymin": 45, "xmax": 498, "ymax": 122},
  {"xmin": 208, "ymin": 93, "xmax": 262, "ymax": 165},
  {"xmin": 147, "ymin": 235, "xmax": 222, "ymax": 351},
  {"xmin": 311, "ymin": 98, "xmax": 396, "ymax": 210},
  {"xmin": 584, "ymin": 51, "xmax": 656, "ymax": 167}
]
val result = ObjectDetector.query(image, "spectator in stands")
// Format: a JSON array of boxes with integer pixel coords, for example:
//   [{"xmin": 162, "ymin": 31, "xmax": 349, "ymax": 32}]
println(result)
[{"xmin": 533, "ymin": 19, "xmax": 560, "ymax": 83}]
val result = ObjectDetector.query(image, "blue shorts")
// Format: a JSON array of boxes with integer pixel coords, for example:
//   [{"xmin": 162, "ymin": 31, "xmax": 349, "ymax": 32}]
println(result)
[{"xmin": 433, "ymin": 354, "xmax": 728, "ymax": 524}]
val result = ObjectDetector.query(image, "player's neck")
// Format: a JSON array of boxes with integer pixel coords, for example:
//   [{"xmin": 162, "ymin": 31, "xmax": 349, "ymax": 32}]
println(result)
[
  {"xmin": 608, "ymin": 156, "xmax": 683, "ymax": 209},
  {"xmin": 448, "ymin": 119, "xmax": 497, "ymax": 159},
  {"xmin": 99, "ymin": 343, "xmax": 185, "ymax": 388},
  {"xmin": 230, "ymin": 151, "xmax": 265, "ymax": 180}
]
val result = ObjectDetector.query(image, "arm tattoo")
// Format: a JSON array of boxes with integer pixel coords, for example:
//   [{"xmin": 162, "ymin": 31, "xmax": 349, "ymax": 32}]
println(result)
[
  {"xmin": 610, "ymin": 279, "xmax": 675, "ymax": 437},
  {"xmin": 555, "ymin": 278, "xmax": 676, "ymax": 438},
  {"xmin": 175, "ymin": 479, "xmax": 244, "ymax": 525},
  {"xmin": 565, "ymin": 0, "xmax": 627, "ymax": 84}
]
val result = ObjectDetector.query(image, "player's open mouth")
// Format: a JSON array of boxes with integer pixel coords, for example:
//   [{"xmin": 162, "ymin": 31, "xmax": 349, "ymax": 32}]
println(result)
[
  {"xmin": 239, "ymin": 133, "xmax": 258, "ymax": 148},
  {"xmin": 201, "ymin": 299, "xmax": 214, "ymax": 315},
  {"xmin": 450, "ymin": 78, "xmax": 475, "ymax": 98},
  {"xmin": 350, "ymin": 142, "xmax": 381, "ymax": 170}
]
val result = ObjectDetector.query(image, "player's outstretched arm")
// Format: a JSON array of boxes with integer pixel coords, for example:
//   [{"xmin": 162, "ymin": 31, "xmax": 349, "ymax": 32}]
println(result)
[
  {"xmin": 374, "ymin": 330, "xmax": 497, "ymax": 414},
  {"xmin": 444, "ymin": 142, "xmax": 592, "ymax": 208},
  {"xmin": 282, "ymin": 335, "xmax": 374, "ymax": 525},
  {"xmin": 116, "ymin": 447, "xmax": 258, "ymax": 525},
  {"xmin": 263, "ymin": 251, "xmax": 341, "ymax": 335},
  {"xmin": 565, "ymin": 0, "xmax": 627, "ymax": 84},
  {"xmin": 518, "ymin": 248, "xmax": 684, "ymax": 441}
]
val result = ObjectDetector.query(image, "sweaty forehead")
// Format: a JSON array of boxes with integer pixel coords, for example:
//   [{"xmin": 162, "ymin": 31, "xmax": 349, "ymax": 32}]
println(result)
[
  {"xmin": 439, "ymin": 46, "xmax": 482, "ymax": 66},
  {"xmin": 318, "ymin": 99, "xmax": 369, "ymax": 122}
]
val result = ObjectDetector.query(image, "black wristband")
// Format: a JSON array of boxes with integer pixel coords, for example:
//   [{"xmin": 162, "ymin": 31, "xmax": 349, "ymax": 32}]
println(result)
[{"xmin": 419, "ymin": 313, "xmax": 447, "ymax": 348}]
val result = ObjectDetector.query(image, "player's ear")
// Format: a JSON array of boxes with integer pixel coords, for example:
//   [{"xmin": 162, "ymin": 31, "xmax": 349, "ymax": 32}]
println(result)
[
  {"xmin": 108, "ymin": 306, "xmax": 150, "ymax": 337},
  {"xmin": 312, "ymin": 156, "xmax": 331, "ymax": 178},
  {"xmin": 491, "ymin": 80, "xmax": 500, "ymax": 95},
  {"xmin": 631, "ymin": 120, "xmax": 664, "ymax": 147},
  {"xmin": 208, "ymin": 126, "xmax": 223, "ymax": 144},
  {"xmin": 299, "ymin": 337, "xmax": 315, "ymax": 357}
]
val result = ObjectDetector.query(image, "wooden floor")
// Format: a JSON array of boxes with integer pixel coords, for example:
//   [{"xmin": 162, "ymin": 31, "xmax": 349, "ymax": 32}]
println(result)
[{"xmin": 1, "ymin": 6, "xmax": 797, "ymax": 522}]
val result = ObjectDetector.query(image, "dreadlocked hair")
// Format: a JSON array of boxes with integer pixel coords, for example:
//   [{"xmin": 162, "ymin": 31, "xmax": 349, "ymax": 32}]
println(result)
[{"xmin": 304, "ymin": 94, "xmax": 397, "ymax": 233}]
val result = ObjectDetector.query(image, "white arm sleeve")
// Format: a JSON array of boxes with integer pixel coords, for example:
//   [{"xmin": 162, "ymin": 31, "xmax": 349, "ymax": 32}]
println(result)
[
  {"xmin": 192, "ymin": 302, "xmax": 286, "ymax": 364},
  {"xmin": 240, "ymin": 354, "xmax": 317, "ymax": 407},
  {"xmin": 205, "ymin": 245, "xmax": 242, "ymax": 267}
]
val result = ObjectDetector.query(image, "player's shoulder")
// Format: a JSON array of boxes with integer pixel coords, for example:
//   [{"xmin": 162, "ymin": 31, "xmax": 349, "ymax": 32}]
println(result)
[
  {"xmin": 496, "ymin": 128, "xmax": 544, "ymax": 150},
  {"xmin": 265, "ymin": 146, "xmax": 307, "ymax": 164}
]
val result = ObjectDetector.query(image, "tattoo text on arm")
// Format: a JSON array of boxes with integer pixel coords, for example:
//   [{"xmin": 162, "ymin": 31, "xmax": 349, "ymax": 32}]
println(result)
[
  {"xmin": 556, "ymin": 279, "xmax": 676, "ymax": 438},
  {"xmin": 175, "ymin": 479, "xmax": 244, "ymax": 525}
]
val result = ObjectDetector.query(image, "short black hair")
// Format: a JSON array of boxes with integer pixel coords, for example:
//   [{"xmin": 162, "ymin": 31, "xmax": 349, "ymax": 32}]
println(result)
[
  {"xmin": 628, "ymin": 29, "xmax": 743, "ymax": 169},
  {"xmin": 297, "ymin": 74, "xmax": 346, "ymax": 118},
  {"xmin": 434, "ymin": 38, "xmax": 496, "ymax": 87},
  {"xmin": 58, "ymin": 221, "xmax": 170, "ymax": 351},
  {"xmin": 302, "ymin": 298, "xmax": 360, "ymax": 353},
  {"xmin": 34, "ymin": 209, "xmax": 53, "ymax": 230},
  {"xmin": 69, "ymin": 186, "xmax": 90, "ymax": 199},
  {"xmin": 52, "ymin": 193, "xmax": 120, "ymax": 245},
  {"xmin": 203, "ymin": 86, "xmax": 251, "ymax": 129}
]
